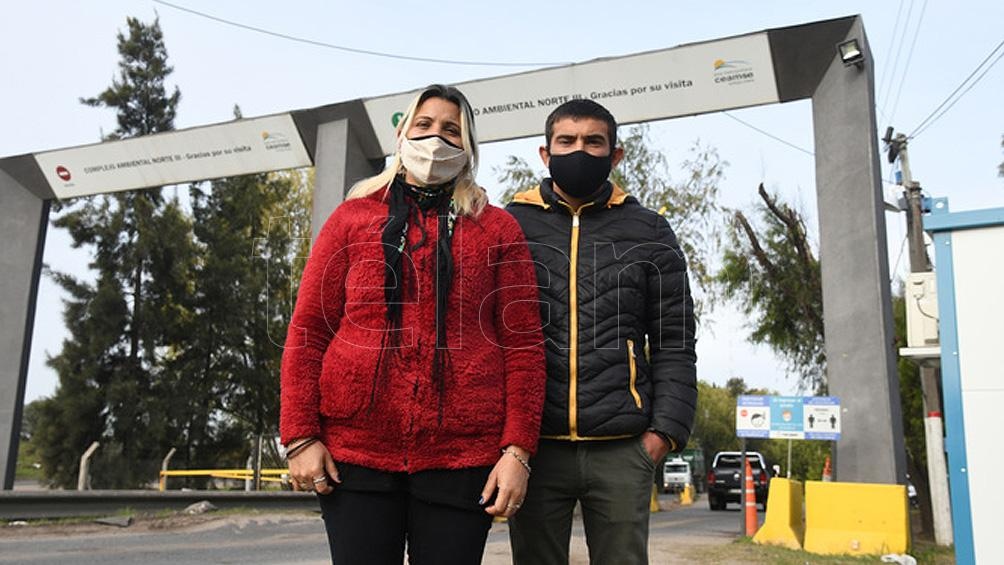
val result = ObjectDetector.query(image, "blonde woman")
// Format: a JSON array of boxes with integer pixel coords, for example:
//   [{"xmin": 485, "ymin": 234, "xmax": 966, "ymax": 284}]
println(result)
[{"xmin": 280, "ymin": 84, "xmax": 546, "ymax": 565}]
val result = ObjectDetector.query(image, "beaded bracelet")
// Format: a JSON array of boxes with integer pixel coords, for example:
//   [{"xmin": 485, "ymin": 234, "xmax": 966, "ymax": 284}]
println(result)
[{"xmin": 502, "ymin": 448, "xmax": 532, "ymax": 475}]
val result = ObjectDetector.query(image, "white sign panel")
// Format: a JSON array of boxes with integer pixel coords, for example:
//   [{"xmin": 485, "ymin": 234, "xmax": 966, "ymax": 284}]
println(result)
[
  {"xmin": 34, "ymin": 113, "xmax": 312, "ymax": 199},
  {"xmin": 364, "ymin": 33, "xmax": 779, "ymax": 155},
  {"xmin": 803, "ymin": 397, "xmax": 842, "ymax": 440},
  {"xmin": 737, "ymin": 395, "xmax": 841, "ymax": 440},
  {"xmin": 736, "ymin": 396, "xmax": 771, "ymax": 439}
]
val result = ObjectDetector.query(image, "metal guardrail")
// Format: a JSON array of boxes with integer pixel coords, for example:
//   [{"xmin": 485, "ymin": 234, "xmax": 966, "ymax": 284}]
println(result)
[{"xmin": 0, "ymin": 490, "xmax": 318, "ymax": 520}]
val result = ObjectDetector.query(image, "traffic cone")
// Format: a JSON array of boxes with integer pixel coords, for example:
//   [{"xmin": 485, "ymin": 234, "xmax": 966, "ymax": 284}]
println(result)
[
  {"xmin": 821, "ymin": 456, "xmax": 833, "ymax": 482},
  {"xmin": 744, "ymin": 460, "xmax": 759, "ymax": 536}
]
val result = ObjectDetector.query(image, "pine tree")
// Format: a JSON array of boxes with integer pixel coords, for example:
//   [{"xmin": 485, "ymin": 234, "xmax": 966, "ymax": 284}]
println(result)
[
  {"xmin": 162, "ymin": 101, "xmax": 312, "ymax": 478},
  {"xmin": 168, "ymin": 160, "xmax": 311, "ymax": 478},
  {"xmin": 38, "ymin": 16, "xmax": 188, "ymax": 488}
]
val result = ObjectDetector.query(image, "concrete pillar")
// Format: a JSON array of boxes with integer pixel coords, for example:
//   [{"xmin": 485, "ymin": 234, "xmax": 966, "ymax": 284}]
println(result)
[
  {"xmin": 0, "ymin": 169, "xmax": 49, "ymax": 489},
  {"xmin": 311, "ymin": 119, "xmax": 384, "ymax": 240},
  {"xmin": 810, "ymin": 21, "xmax": 906, "ymax": 484}
]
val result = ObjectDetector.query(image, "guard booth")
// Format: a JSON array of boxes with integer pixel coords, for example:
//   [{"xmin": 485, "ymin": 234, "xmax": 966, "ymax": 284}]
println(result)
[
  {"xmin": 2, "ymin": 15, "xmax": 907, "ymax": 493},
  {"xmin": 924, "ymin": 201, "xmax": 1004, "ymax": 565}
]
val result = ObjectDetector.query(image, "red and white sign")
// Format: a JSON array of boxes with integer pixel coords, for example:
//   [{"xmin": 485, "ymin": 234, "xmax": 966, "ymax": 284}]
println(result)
[{"xmin": 34, "ymin": 113, "xmax": 311, "ymax": 199}]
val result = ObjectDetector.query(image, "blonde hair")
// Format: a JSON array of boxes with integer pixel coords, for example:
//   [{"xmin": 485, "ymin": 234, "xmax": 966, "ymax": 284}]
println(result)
[{"xmin": 346, "ymin": 84, "xmax": 487, "ymax": 217}]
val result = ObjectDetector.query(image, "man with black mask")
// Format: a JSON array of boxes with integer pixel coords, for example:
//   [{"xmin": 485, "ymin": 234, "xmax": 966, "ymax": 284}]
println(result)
[{"xmin": 506, "ymin": 99, "xmax": 697, "ymax": 565}]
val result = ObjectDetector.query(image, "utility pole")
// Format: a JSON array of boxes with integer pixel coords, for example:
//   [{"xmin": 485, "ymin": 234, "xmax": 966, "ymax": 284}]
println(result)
[{"xmin": 886, "ymin": 129, "xmax": 953, "ymax": 546}]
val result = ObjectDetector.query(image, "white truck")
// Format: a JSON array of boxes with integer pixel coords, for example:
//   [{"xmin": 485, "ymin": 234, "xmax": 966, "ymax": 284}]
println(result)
[{"xmin": 662, "ymin": 458, "xmax": 692, "ymax": 493}]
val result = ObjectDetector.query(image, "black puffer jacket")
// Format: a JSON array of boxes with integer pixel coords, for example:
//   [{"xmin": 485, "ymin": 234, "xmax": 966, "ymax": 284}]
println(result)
[{"xmin": 506, "ymin": 179, "xmax": 696, "ymax": 450}]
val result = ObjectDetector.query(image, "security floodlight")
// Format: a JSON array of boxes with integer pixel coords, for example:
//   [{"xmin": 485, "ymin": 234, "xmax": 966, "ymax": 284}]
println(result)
[{"xmin": 838, "ymin": 39, "xmax": 864, "ymax": 68}]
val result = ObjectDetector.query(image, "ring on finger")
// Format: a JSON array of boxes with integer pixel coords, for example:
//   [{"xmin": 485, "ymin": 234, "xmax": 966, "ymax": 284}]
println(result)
[{"xmin": 312, "ymin": 475, "xmax": 327, "ymax": 484}]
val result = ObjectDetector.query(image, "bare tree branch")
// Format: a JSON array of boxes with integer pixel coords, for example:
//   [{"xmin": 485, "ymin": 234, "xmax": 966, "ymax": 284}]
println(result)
[{"xmin": 733, "ymin": 210, "xmax": 777, "ymax": 280}]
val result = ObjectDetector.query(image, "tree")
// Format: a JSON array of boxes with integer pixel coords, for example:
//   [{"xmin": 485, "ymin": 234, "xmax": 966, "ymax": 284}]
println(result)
[
  {"xmin": 893, "ymin": 289, "xmax": 934, "ymax": 536},
  {"xmin": 757, "ymin": 436, "xmax": 831, "ymax": 482},
  {"xmin": 713, "ymin": 187, "xmax": 934, "ymax": 521},
  {"xmin": 169, "ymin": 153, "xmax": 312, "ymax": 476},
  {"xmin": 33, "ymin": 262, "xmax": 123, "ymax": 486},
  {"xmin": 79, "ymin": 17, "xmax": 180, "ymax": 140},
  {"xmin": 37, "ymin": 16, "xmax": 189, "ymax": 488},
  {"xmin": 494, "ymin": 124, "xmax": 725, "ymax": 316},
  {"xmin": 15, "ymin": 401, "xmax": 45, "ymax": 483},
  {"xmin": 690, "ymin": 381, "xmax": 741, "ymax": 458},
  {"xmin": 714, "ymin": 184, "xmax": 825, "ymax": 393}
]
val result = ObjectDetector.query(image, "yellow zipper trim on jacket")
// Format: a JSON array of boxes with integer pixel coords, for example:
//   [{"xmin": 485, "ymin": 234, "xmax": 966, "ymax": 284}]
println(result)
[
  {"xmin": 558, "ymin": 201, "xmax": 593, "ymax": 440},
  {"xmin": 627, "ymin": 339, "xmax": 642, "ymax": 409}
]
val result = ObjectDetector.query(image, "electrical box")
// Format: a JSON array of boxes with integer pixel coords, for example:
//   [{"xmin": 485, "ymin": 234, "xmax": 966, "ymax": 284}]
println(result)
[{"xmin": 906, "ymin": 272, "xmax": 939, "ymax": 347}]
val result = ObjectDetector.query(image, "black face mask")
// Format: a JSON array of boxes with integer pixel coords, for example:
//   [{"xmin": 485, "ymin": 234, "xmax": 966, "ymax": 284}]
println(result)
[{"xmin": 547, "ymin": 150, "xmax": 612, "ymax": 199}]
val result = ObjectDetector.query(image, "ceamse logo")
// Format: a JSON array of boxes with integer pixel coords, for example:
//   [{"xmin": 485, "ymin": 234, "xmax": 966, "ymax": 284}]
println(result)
[
  {"xmin": 261, "ymin": 131, "xmax": 292, "ymax": 152},
  {"xmin": 713, "ymin": 59, "xmax": 755, "ymax": 85}
]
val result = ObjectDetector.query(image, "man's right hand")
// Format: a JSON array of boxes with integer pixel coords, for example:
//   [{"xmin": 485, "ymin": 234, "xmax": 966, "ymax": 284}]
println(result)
[{"xmin": 288, "ymin": 442, "xmax": 340, "ymax": 495}]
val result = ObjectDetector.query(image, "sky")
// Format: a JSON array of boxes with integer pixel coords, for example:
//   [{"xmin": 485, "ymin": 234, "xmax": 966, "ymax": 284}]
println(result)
[{"xmin": 2, "ymin": 1, "xmax": 1002, "ymax": 404}]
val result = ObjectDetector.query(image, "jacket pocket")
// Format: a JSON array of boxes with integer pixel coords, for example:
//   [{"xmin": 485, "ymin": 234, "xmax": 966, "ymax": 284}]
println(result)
[
  {"xmin": 627, "ymin": 339, "xmax": 642, "ymax": 409},
  {"xmin": 318, "ymin": 341, "xmax": 373, "ymax": 420}
]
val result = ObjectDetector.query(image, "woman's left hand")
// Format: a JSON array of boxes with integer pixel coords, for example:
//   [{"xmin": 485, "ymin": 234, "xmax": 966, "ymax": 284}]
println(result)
[{"xmin": 480, "ymin": 445, "xmax": 531, "ymax": 518}]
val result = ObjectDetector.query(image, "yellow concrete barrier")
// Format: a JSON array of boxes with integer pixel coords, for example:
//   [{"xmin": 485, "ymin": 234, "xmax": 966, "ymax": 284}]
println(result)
[
  {"xmin": 802, "ymin": 480, "xmax": 910, "ymax": 556},
  {"xmin": 752, "ymin": 478, "xmax": 804, "ymax": 550},
  {"xmin": 679, "ymin": 484, "xmax": 694, "ymax": 506}
]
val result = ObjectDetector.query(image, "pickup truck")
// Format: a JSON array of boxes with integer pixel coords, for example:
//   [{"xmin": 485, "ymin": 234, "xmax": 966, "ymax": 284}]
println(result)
[{"xmin": 706, "ymin": 451, "xmax": 770, "ymax": 511}]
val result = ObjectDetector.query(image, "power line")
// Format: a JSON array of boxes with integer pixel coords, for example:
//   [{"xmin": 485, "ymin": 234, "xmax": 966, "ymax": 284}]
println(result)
[
  {"xmin": 911, "ymin": 48, "xmax": 1004, "ymax": 139},
  {"xmin": 877, "ymin": 0, "xmax": 907, "ymax": 117},
  {"xmin": 723, "ymin": 112, "xmax": 814, "ymax": 156},
  {"xmin": 880, "ymin": 0, "xmax": 916, "ymax": 115},
  {"xmin": 723, "ymin": 113, "xmax": 903, "ymax": 183},
  {"xmin": 890, "ymin": 233, "xmax": 909, "ymax": 285},
  {"xmin": 152, "ymin": 0, "xmax": 571, "ymax": 68},
  {"xmin": 888, "ymin": 0, "xmax": 928, "ymax": 123},
  {"xmin": 876, "ymin": 104, "xmax": 891, "ymax": 125},
  {"xmin": 909, "ymin": 38, "xmax": 1004, "ymax": 138}
]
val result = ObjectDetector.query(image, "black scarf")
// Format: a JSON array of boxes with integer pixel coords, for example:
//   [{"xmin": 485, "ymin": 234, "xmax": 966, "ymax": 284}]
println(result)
[{"xmin": 372, "ymin": 175, "xmax": 456, "ymax": 420}]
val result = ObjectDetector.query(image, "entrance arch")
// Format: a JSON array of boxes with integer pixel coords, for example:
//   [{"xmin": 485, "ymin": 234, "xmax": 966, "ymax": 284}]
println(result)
[{"xmin": 0, "ymin": 15, "xmax": 904, "ymax": 488}]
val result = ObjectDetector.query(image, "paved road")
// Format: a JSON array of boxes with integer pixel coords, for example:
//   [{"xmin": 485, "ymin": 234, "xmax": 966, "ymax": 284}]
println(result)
[{"xmin": 0, "ymin": 494, "xmax": 755, "ymax": 564}]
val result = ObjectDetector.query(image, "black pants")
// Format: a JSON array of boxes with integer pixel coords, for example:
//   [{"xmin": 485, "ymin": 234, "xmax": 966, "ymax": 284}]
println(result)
[{"xmin": 316, "ymin": 464, "xmax": 494, "ymax": 565}]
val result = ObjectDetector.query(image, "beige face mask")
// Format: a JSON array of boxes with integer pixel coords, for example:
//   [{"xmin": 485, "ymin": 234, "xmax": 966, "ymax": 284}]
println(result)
[{"xmin": 399, "ymin": 135, "xmax": 468, "ymax": 186}]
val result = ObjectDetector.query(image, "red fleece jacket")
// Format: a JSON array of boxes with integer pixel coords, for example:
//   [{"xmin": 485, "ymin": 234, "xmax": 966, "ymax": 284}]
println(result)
[{"xmin": 280, "ymin": 187, "xmax": 546, "ymax": 472}]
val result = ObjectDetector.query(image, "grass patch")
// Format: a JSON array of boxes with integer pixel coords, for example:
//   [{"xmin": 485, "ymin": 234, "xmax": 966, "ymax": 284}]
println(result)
[
  {"xmin": 7, "ymin": 505, "xmax": 317, "ymax": 529},
  {"xmin": 903, "ymin": 539, "xmax": 955, "ymax": 565},
  {"xmin": 14, "ymin": 440, "xmax": 44, "ymax": 482},
  {"xmin": 12, "ymin": 515, "xmax": 106, "ymax": 527},
  {"xmin": 686, "ymin": 536, "xmax": 955, "ymax": 564},
  {"xmin": 9, "ymin": 507, "xmax": 136, "ymax": 527}
]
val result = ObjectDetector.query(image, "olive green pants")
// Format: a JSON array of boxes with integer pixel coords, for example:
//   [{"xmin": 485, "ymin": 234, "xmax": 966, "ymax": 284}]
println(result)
[{"xmin": 509, "ymin": 437, "xmax": 656, "ymax": 565}]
